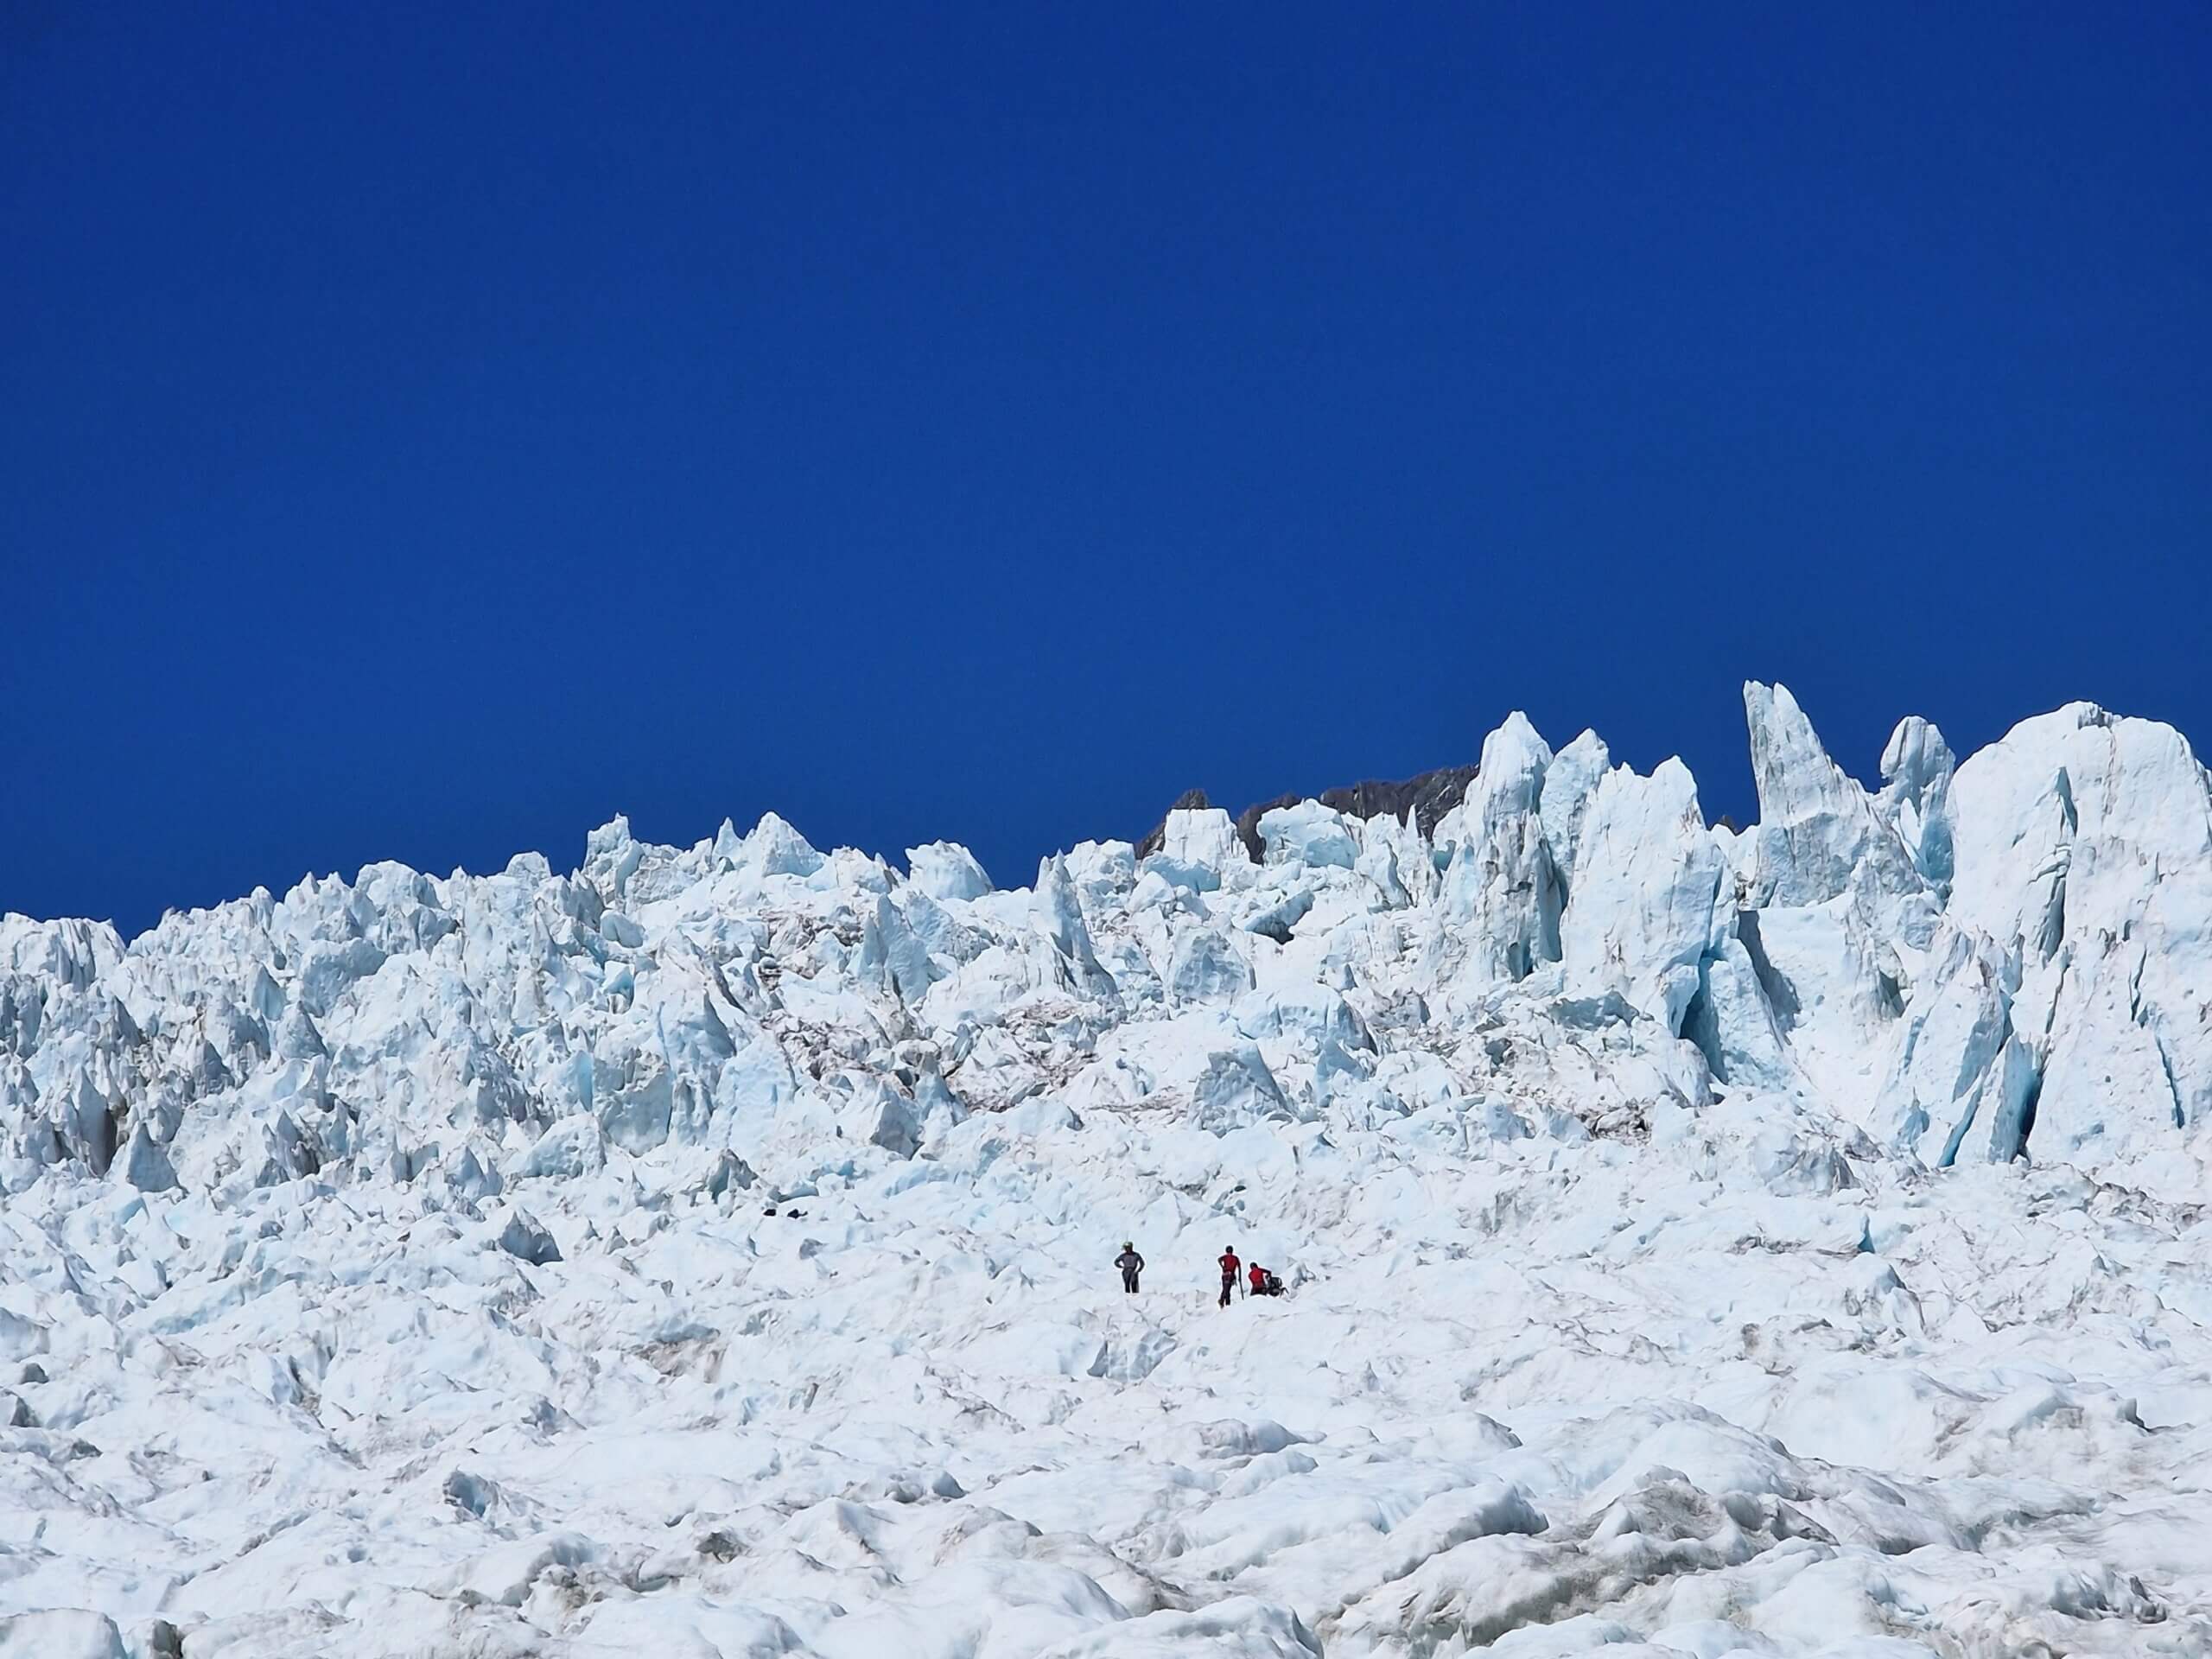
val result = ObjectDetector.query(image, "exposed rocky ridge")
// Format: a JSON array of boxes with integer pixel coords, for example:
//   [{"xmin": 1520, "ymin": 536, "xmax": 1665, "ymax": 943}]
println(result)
[{"xmin": 1135, "ymin": 763, "xmax": 1482, "ymax": 864}]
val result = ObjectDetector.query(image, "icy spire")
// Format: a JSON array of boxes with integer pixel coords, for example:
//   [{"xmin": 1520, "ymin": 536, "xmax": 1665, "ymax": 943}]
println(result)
[
  {"xmin": 1446, "ymin": 712, "xmax": 1560, "ymax": 982},
  {"xmin": 1743, "ymin": 682, "xmax": 1922, "ymax": 910}
]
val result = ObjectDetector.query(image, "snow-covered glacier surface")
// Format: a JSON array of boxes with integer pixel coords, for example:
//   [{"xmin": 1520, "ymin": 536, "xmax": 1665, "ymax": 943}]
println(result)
[{"xmin": 3, "ymin": 684, "xmax": 2209, "ymax": 1658}]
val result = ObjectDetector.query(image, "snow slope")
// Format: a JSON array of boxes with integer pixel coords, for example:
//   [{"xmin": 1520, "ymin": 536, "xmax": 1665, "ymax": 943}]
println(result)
[{"xmin": 1, "ymin": 684, "xmax": 2207, "ymax": 1657}]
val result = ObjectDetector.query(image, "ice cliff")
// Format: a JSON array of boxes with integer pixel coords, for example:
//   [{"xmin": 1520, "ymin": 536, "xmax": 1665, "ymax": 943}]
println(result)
[
  {"xmin": 9, "ymin": 683, "xmax": 2204, "ymax": 1200},
  {"xmin": 1, "ymin": 684, "xmax": 2208, "ymax": 1657}
]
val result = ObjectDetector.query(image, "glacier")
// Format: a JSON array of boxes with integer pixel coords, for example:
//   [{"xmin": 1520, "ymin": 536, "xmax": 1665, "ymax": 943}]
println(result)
[{"xmin": 0, "ymin": 683, "xmax": 2208, "ymax": 1657}]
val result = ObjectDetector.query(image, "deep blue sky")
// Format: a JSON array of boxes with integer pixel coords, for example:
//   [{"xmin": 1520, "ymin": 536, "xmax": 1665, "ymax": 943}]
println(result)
[{"xmin": 5, "ymin": 4, "xmax": 2208, "ymax": 935}]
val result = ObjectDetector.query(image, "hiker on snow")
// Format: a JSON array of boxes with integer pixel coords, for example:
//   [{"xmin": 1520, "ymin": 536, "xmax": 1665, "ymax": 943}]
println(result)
[
  {"xmin": 1248, "ymin": 1260, "xmax": 1268, "ymax": 1299},
  {"xmin": 1217, "ymin": 1244, "xmax": 1241, "ymax": 1307},
  {"xmin": 1116, "ymin": 1242, "xmax": 1144, "ymax": 1294}
]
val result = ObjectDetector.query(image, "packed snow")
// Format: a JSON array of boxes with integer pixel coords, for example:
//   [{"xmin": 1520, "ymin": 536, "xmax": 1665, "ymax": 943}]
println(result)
[{"xmin": 2, "ymin": 683, "xmax": 2208, "ymax": 1657}]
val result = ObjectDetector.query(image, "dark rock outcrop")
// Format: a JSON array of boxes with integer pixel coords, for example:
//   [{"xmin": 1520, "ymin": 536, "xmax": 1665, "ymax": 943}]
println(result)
[{"xmin": 1136, "ymin": 766, "xmax": 1478, "ymax": 864}]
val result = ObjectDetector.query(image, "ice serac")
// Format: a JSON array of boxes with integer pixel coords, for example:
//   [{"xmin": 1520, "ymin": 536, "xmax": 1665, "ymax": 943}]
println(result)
[
  {"xmin": 905, "ymin": 841, "xmax": 994, "ymax": 903},
  {"xmin": 1946, "ymin": 703, "xmax": 2212, "ymax": 1164},
  {"xmin": 1725, "ymin": 686, "xmax": 1936, "ymax": 1127},
  {"xmin": 858, "ymin": 893, "xmax": 940, "ymax": 1006},
  {"xmin": 1538, "ymin": 728, "xmax": 1611, "ymax": 894},
  {"xmin": 1878, "ymin": 715, "xmax": 1957, "ymax": 891},
  {"xmin": 1183, "ymin": 1042, "xmax": 1291, "ymax": 1132},
  {"xmin": 843, "ymin": 1077, "xmax": 921, "ymax": 1157},
  {"xmin": 745, "ymin": 811, "xmax": 826, "ymax": 879},
  {"xmin": 497, "ymin": 1208, "xmax": 563, "ymax": 1265},
  {"xmin": 1254, "ymin": 801, "xmax": 1358, "ymax": 870},
  {"xmin": 1166, "ymin": 928, "xmax": 1255, "ymax": 1007},
  {"xmin": 1442, "ymin": 713, "xmax": 1560, "ymax": 982},
  {"xmin": 582, "ymin": 815, "xmax": 645, "ymax": 905},
  {"xmin": 1030, "ymin": 855, "xmax": 1116, "ymax": 998},
  {"xmin": 0, "ymin": 915, "xmax": 124, "ymax": 988},
  {"xmin": 1681, "ymin": 933, "xmax": 1796, "ymax": 1091},
  {"xmin": 116, "ymin": 1123, "xmax": 178, "ymax": 1192},
  {"xmin": 1878, "ymin": 928, "xmax": 2018, "ymax": 1164},
  {"xmin": 60, "ymin": 1069, "xmax": 118, "ymax": 1176},
  {"xmin": 1144, "ymin": 807, "xmax": 1251, "ymax": 893},
  {"xmin": 1354, "ymin": 810, "xmax": 1429, "ymax": 910},
  {"xmin": 1560, "ymin": 757, "xmax": 1727, "ymax": 1034},
  {"xmin": 1063, "ymin": 839, "xmax": 1136, "ymax": 907},
  {"xmin": 1742, "ymin": 681, "xmax": 1922, "ymax": 914}
]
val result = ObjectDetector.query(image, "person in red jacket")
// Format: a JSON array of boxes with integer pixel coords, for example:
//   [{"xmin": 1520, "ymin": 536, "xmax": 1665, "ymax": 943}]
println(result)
[
  {"xmin": 1248, "ymin": 1260, "xmax": 1268, "ymax": 1298},
  {"xmin": 1217, "ymin": 1245, "xmax": 1240, "ymax": 1307}
]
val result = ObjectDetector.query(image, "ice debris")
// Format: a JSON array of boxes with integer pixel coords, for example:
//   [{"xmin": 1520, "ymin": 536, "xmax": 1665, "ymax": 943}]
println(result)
[{"xmin": 0, "ymin": 689, "xmax": 2208, "ymax": 1655}]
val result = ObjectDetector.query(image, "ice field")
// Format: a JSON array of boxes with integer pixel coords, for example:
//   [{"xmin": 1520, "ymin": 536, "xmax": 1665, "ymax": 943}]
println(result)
[{"xmin": 3, "ymin": 684, "xmax": 2208, "ymax": 1656}]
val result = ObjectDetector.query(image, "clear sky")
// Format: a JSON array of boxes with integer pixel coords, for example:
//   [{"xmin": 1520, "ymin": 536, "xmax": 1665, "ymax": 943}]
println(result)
[{"xmin": 5, "ymin": 4, "xmax": 2208, "ymax": 937}]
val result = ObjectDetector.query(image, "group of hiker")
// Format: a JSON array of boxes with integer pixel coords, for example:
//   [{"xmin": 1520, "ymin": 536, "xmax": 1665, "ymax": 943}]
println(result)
[{"xmin": 1113, "ymin": 1242, "xmax": 1284, "ymax": 1305}]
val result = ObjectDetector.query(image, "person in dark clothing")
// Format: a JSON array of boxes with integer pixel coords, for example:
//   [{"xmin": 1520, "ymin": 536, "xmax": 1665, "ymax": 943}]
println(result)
[
  {"xmin": 1217, "ymin": 1245, "xmax": 1241, "ymax": 1308},
  {"xmin": 1116, "ymin": 1242, "xmax": 1144, "ymax": 1294},
  {"xmin": 1262, "ymin": 1269, "xmax": 1285, "ymax": 1297}
]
